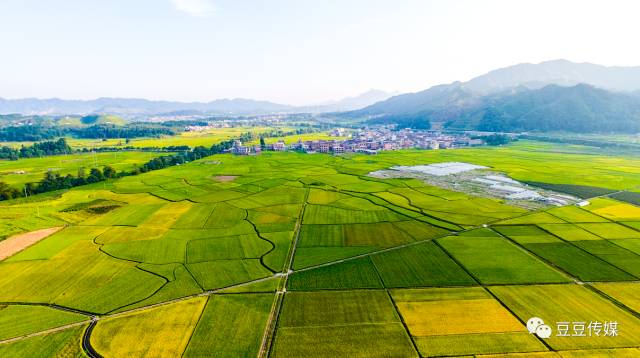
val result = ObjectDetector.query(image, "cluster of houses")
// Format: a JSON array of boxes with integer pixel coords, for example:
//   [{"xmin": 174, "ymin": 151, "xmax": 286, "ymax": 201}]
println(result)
[{"xmin": 229, "ymin": 128, "xmax": 486, "ymax": 155}]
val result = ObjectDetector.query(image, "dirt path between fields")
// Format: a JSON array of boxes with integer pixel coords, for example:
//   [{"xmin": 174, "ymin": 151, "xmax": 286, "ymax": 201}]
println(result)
[
  {"xmin": 0, "ymin": 227, "xmax": 63, "ymax": 261},
  {"xmin": 213, "ymin": 175, "xmax": 237, "ymax": 182}
]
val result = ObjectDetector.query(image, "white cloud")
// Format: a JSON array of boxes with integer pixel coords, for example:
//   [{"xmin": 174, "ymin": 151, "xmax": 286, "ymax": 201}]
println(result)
[{"xmin": 171, "ymin": 0, "xmax": 215, "ymax": 18}]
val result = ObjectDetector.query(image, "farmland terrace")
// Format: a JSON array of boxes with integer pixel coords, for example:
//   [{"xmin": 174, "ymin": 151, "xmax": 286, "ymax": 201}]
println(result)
[{"xmin": 0, "ymin": 142, "xmax": 640, "ymax": 357}]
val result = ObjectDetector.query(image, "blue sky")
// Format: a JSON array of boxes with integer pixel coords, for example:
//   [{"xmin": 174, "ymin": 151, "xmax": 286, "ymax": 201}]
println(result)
[{"xmin": 1, "ymin": 0, "xmax": 639, "ymax": 105}]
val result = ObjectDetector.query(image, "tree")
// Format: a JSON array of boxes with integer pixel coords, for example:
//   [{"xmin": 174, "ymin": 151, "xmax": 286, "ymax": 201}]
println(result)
[
  {"xmin": 484, "ymin": 134, "xmax": 512, "ymax": 146},
  {"xmin": 103, "ymin": 165, "xmax": 117, "ymax": 179},
  {"xmin": 0, "ymin": 181, "xmax": 20, "ymax": 200},
  {"xmin": 87, "ymin": 168, "xmax": 105, "ymax": 183},
  {"xmin": 260, "ymin": 137, "xmax": 266, "ymax": 149}
]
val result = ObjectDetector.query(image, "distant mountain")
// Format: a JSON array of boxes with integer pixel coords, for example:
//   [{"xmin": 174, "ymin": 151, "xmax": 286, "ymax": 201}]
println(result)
[
  {"xmin": 0, "ymin": 97, "xmax": 294, "ymax": 116},
  {"xmin": 354, "ymin": 60, "xmax": 640, "ymax": 133},
  {"xmin": 448, "ymin": 84, "xmax": 640, "ymax": 132},
  {"xmin": 358, "ymin": 60, "xmax": 640, "ymax": 117},
  {"xmin": 356, "ymin": 83, "xmax": 481, "ymax": 120},
  {"xmin": 465, "ymin": 59, "xmax": 640, "ymax": 94},
  {"xmin": 0, "ymin": 91, "xmax": 395, "ymax": 116},
  {"xmin": 302, "ymin": 90, "xmax": 397, "ymax": 112}
]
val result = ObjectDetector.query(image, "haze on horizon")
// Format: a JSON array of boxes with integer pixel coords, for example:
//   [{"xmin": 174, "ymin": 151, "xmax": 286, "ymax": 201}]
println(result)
[{"xmin": 2, "ymin": 0, "xmax": 640, "ymax": 106}]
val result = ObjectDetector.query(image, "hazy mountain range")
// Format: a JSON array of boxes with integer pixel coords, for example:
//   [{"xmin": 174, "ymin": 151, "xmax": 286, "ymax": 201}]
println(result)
[
  {"xmin": 0, "ymin": 90, "xmax": 396, "ymax": 117},
  {"xmin": 4, "ymin": 59, "xmax": 640, "ymax": 133},
  {"xmin": 0, "ymin": 97, "xmax": 294, "ymax": 117},
  {"xmin": 300, "ymin": 89, "xmax": 398, "ymax": 113},
  {"xmin": 356, "ymin": 60, "xmax": 640, "ymax": 133}
]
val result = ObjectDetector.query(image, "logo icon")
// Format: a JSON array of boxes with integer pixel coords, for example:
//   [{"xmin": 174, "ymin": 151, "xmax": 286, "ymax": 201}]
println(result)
[{"xmin": 527, "ymin": 317, "xmax": 552, "ymax": 339}]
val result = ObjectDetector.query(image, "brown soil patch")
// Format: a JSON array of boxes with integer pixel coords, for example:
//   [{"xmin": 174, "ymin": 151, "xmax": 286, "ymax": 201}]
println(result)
[
  {"xmin": 213, "ymin": 175, "xmax": 238, "ymax": 182},
  {"xmin": 0, "ymin": 227, "xmax": 63, "ymax": 261}
]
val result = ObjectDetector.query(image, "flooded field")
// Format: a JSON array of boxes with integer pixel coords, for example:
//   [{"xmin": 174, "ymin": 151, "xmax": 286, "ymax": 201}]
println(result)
[{"xmin": 370, "ymin": 162, "xmax": 579, "ymax": 209}]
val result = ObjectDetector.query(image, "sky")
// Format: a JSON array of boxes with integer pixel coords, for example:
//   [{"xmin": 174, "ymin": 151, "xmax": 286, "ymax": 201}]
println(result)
[{"xmin": 1, "ymin": 0, "xmax": 640, "ymax": 105}]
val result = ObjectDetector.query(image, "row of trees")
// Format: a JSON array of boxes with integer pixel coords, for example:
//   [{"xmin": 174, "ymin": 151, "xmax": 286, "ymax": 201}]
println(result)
[
  {"xmin": 0, "ymin": 138, "xmax": 239, "ymax": 201},
  {"xmin": 69, "ymin": 125, "xmax": 174, "ymax": 139},
  {"xmin": 24, "ymin": 166, "xmax": 118, "ymax": 195},
  {"xmin": 0, "ymin": 138, "xmax": 72, "ymax": 160},
  {"xmin": 0, "ymin": 124, "xmax": 174, "ymax": 142}
]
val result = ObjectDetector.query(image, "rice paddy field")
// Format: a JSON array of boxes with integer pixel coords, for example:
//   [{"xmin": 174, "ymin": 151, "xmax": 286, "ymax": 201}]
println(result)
[
  {"xmin": 0, "ymin": 151, "xmax": 158, "ymax": 189},
  {"xmin": 0, "ymin": 140, "xmax": 639, "ymax": 357},
  {"xmin": 65, "ymin": 127, "xmax": 278, "ymax": 149}
]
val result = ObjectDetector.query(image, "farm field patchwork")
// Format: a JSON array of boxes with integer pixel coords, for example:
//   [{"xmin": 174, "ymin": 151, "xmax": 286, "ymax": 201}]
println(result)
[
  {"xmin": 436, "ymin": 230, "xmax": 570, "ymax": 284},
  {"xmin": 537, "ymin": 224, "xmax": 604, "ymax": 241},
  {"xmin": 183, "ymin": 294, "xmax": 273, "ymax": 357},
  {"xmin": 546, "ymin": 205, "xmax": 611, "ymax": 223},
  {"xmin": 577, "ymin": 223, "xmax": 640, "ymax": 239},
  {"xmin": 592, "ymin": 282, "xmax": 640, "ymax": 313},
  {"xmin": 91, "ymin": 297, "xmax": 207, "ymax": 357},
  {"xmin": 0, "ymin": 305, "xmax": 88, "ymax": 341},
  {"xmin": 587, "ymin": 199, "xmax": 640, "ymax": 221},
  {"xmin": 0, "ymin": 325, "xmax": 86, "ymax": 357},
  {"xmin": 1, "ymin": 144, "xmax": 640, "ymax": 356},
  {"xmin": 522, "ymin": 242, "xmax": 636, "ymax": 281},
  {"xmin": 489, "ymin": 284, "xmax": 640, "ymax": 350},
  {"xmin": 391, "ymin": 287, "xmax": 546, "ymax": 356},
  {"xmin": 370, "ymin": 241, "xmax": 477, "ymax": 287},
  {"xmin": 272, "ymin": 290, "xmax": 416, "ymax": 357}
]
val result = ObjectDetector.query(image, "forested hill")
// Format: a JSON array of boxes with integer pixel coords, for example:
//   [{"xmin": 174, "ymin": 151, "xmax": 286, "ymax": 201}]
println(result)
[
  {"xmin": 351, "ymin": 59, "xmax": 640, "ymax": 133},
  {"xmin": 361, "ymin": 84, "xmax": 640, "ymax": 133},
  {"xmin": 450, "ymin": 84, "xmax": 640, "ymax": 132}
]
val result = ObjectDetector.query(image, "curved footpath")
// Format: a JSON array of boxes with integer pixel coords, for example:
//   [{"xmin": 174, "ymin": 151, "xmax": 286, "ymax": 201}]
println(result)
[{"xmin": 0, "ymin": 227, "xmax": 63, "ymax": 261}]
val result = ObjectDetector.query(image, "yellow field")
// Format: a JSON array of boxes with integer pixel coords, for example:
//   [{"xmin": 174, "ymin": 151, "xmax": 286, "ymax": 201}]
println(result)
[
  {"xmin": 593, "ymin": 203, "xmax": 640, "ymax": 221},
  {"xmin": 139, "ymin": 201, "xmax": 194, "ymax": 229},
  {"xmin": 91, "ymin": 297, "xmax": 206, "ymax": 357},
  {"xmin": 478, "ymin": 348, "xmax": 640, "ymax": 357},
  {"xmin": 592, "ymin": 282, "xmax": 640, "ymax": 314},
  {"xmin": 478, "ymin": 352, "xmax": 558, "ymax": 358},
  {"xmin": 245, "ymin": 132, "xmax": 349, "ymax": 145},
  {"xmin": 490, "ymin": 284, "xmax": 640, "ymax": 350},
  {"xmin": 0, "ymin": 141, "xmax": 35, "ymax": 148},
  {"xmin": 394, "ymin": 287, "xmax": 545, "ymax": 357},
  {"xmin": 558, "ymin": 348, "xmax": 640, "ymax": 357},
  {"xmin": 307, "ymin": 189, "xmax": 347, "ymax": 205},
  {"xmin": 96, "ymin": 226, "xmax": 167, "ymax": 244},
  {"xmin": 65, "ymin": 127, "xmax": 277, "ymax": 149},
  {"xmin": 397, "ymin": 298, "xmax": 524, "ymax": 336}
]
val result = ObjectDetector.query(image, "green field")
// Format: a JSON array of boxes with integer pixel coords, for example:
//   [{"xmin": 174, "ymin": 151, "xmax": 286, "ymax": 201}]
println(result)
[
  {"xmin": 288, "ymin": 257, "xmax": 384, "ymax": 290},
  {"xmin": 1, "ymin": 140, "xmax": 640, "ymax": 356},
  {"xmin": 183, "ymin": 294, "xmax": 273, "ymax": 357},
  {"xmin": 272, "ymin": 290, "xmax": 417, "ymax": 357},
  {"xmin": 371, "ymin": 241, "xmax": 476, "ymax": 287},
  {"xmin": 0, "ymin": 305, "xmax": 87, "ymax": 341},
  {"xmin": 65, "ymin": 126, "xmax": 276, "ymax": 149},
  {"xmin": 522, "ymin": 242, "xmax": 636, "ymax": 281},
  {"xmin": 0, "ymin": 151, "xmax": 157, "ymax": 188},
  {"xmin": 437, "ymin": 230, "xmax": 570, "ymax": 284},
  {"xmin": 0, "ymin": 325, "xmax": 86, "ymax": 357}
]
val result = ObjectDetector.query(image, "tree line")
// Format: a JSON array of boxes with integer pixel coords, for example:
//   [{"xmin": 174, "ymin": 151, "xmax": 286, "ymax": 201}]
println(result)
[
  {"xmin": 0, "ymin": 138, "xmax": 72, "ymax": 160},
  {"xmin": 0, "ymin": 124, "xmax": 174, "ymax": 142},
  {"xmin": 0, "ymin": 138, "xmax": 237, "ymax": 201}
]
